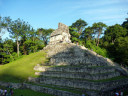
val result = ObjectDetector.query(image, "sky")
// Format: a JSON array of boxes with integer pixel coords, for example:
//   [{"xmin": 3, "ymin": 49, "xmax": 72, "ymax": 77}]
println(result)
[{"xmin": 0, "ymin": 0, "xmax": 128, "ymax": 39}]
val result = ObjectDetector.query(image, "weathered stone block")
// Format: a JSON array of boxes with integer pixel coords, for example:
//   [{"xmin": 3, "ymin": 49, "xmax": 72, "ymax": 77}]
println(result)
[{"xmin": 49, "ymin": 23, "xmax": 71, "ymax": 45}]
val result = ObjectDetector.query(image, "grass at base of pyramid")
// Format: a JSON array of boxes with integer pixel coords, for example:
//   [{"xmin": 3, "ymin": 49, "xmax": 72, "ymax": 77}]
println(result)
[{"xmin": 0, "ymin": 50, "xmax": 48, "ymax": 83}]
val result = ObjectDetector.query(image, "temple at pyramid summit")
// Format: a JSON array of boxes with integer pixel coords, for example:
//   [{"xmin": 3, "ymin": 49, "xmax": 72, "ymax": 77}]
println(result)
[
  {"xmin": 49, "ymin": 23, "xmax": 71, "ymax": 45},
  {"xmin": 29, "ymin": 23, "xmax": 128, "ymax": 96}
]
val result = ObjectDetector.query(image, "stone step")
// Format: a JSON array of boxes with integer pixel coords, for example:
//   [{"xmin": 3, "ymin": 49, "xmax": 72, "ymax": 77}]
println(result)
[
  {"xmin": 32, "ymin": 83, "xmax": 86, "ymax": 95},
  {"xmin": 35, "ymin": 71, "xmax": 120, "ymax": 80},
  {"xmin": 34, "ymin": 65, "xmax": 116, "ymax": 74},
  {"xmin": 49, "ymin": 58, "xmax": 108, "ymax": 66},
  {"xmin": 28, "ymin": 76, "xmax": 128, "ymax": 91},
  {"xmin": 45, "ymin": 43, "xmax": 111, "ymax": 66}
]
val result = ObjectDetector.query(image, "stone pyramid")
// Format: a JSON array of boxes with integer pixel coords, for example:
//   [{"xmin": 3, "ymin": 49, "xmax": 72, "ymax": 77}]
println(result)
[{"xmin": 29, "ymin": 23, "xmax": 128, "ymax": 96}]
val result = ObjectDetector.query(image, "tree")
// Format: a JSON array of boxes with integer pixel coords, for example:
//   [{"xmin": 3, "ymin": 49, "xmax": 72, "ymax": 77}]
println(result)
[
  {"xmin": 8, "ymin": 18, "xmax": 23, "ymax": 57},
  {"xmin": 0, "ymin": 16, "xmax": 4, "ymax": 39},
  {"xmin": 20, "ymin": 21, "xmax": 32, "ymax": 55},
  {"xmin": 0, "ymin": 39, "xmax": 14, "ymax": 64},
  {"xmin": 102, "ymin": 24, "xmax": 128, "ymax": 65},
  {"xmin": 71, "ymin": 19, "xmax": 88, "ymax": 34},
  {"xmin": 0, "ymin": 16, "xmax": 11, "ymax": 40},
  {"xmin": 69, "ymin": 27, "xmax": 80, "ymax": 43},
  {"xmin": 70, "ymin": 19, "xmax": 87, "ymax": 45},
  {"xmin": 25, "ymin": 28, "xmax": 37, "ymax": 53},
  {"xmin": 37, "ymin": 28, "xmax": 54, "ymax": 46},
  {"xmin": 22, "ymin": 28, "xmax": 45, "ymax": 54},
  {"xmin": 114, "ymin": 36, "xmax": 128, "ymax": 65},
  {"xmin": 122, "ymin": 18, "xmax": 128, "ymax": 37},
  {"xmin": 104, "ymin": 24, "xmax": 127, "ymax": 44},
  {"xmin": 92, "ymin": 22, "xmax": 107, "ymax": 46},
  {"xmin": 82, "ymin": 26, "xmax": 94, "ymax": 41}
]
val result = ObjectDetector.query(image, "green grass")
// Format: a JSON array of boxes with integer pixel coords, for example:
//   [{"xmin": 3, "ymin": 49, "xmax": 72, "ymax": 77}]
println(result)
[
  {"xmin": 0, "ymin": 50, "xmax": 47, "ymax": 82},
  {"xmin": 0, "ymin": 86, "xmax": 54, "ymax": 96}
]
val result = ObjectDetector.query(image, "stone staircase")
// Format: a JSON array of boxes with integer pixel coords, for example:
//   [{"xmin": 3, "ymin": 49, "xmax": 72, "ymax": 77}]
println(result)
[
  {"xmin": 34, "ymin": 66, "xmax": 120, "ymax": 80},
  {"xmin": 32, "ymin": 64, "xmax": 128, "ymax": 89}
]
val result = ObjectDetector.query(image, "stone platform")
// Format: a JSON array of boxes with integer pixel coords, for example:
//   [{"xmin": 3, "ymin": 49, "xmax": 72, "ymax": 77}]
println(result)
[{"xmin": 29, "ymin": 23, "xmax": 128, "ymax": 96}]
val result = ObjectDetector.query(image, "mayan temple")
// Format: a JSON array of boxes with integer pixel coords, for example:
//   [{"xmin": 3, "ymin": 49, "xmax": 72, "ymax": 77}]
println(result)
[{"xmin": 29, "ymin": 23, "xmax": 128, "ymax": 96}]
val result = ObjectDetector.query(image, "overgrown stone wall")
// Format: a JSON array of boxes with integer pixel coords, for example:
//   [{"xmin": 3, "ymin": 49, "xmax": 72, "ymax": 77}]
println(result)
[
  {"xmin": 34, "ymin": 64, "xmax": 120, "ymax": 80},
  {"xmin": 28, "ymin": 77, "xmax": 128, "ymax": 91},
  {"xmin": 0, "ymin": 81, "xmax": 80, "ymax": 96},
  {"xmin": 44, "ymin": 43, "xmax": 109, "ymax": 66},
  {"xmin": 34, "ymin": 65, "xmax": 116, "ymax": 74},
  {"xmin": 43, "ymin": 42, "xmax": 128, "ymax": 76},
  {"xmin": 35, "ymin": 71, "xmax": 120, "ymax": 80}
]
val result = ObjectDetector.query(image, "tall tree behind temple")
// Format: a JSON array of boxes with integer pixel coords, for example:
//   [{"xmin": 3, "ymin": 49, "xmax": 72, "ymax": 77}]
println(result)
[
  {"xmin": 70, "ymin": 19, "xmax": 87, "ymax": 45},
  {"xmin": 92, "ymin": 22, "xmax": 107, "ymax": 46},
  {"xmin": 82, "ymin": 26, "xmax": 94, "ymax": 41},
  {"xmin": 102, "ymin": 24, "xmax": 128, "ymax": 65},
  {"xmin": 22, "ymin": 29, "xmax": 45, "ymax": 54},
  {"xmin": 69, "ymin": 27, "xmax": 80, "ymax": 43},
  {"xmin": 37, "ymin": 28, "xmax": 54, "ymax": 46},
  {"xmin": 122, "ymin": 16, "xmax": 128, "ymax": 30},
  {"xmin": 114, "ymin": 36, "xmax": 128, "ymax": 65},
  {"xmin": 104, "ymin": 24, "xmax": 127, "ymax": 44},
  {"xmin": 71, "ymin": 18, "xmax": 88, "ymax": 34}
]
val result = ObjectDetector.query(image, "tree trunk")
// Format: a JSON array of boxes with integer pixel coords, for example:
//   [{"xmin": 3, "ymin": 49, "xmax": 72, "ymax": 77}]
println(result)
[
  {"xmin": 33, "ymin": 37, "xmax": 36, "ymax": 53},
  {"xmin": 22, "ymin": 36, "xmax": 27, "ymax": 55},
  {"xmin": 112, "ymin": 39, "xmax": 115, "ymax": 44},
  {"xmin": 95, "ymin": 38, "xmax": 97, "ymax": 46},
  {"xmin": 1, "ymin": 52, "xmax": 3, "ymax": 64},
  {"xmin": 97, "ymin": 36, "xmax": 100, "ymax": 46},
  {"xmin": 97, "ymin": 30, "xmax": 101, "ymax": 46},
  {"xmin": 16, "ymin": 39, "xmax": 19, "ymax": 57}
]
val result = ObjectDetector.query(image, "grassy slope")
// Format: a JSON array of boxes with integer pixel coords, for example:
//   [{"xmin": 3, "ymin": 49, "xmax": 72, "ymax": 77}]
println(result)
[{"xmin": 0, "ymin": 50, "xmax": 47, "ymax": 82}]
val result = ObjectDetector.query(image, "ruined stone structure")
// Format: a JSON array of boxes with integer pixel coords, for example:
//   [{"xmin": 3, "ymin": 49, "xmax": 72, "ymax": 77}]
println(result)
[
  {"xmin": 0, "ymin": 81, "xmax": 80, "ymax": 96},
  {"xmin": 49, "ymin": 23, "xmax": 71, "ymax": 45},
  {"xmin": 28, "ymin": 23, "xmax": 128, "ymax": 96}
]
